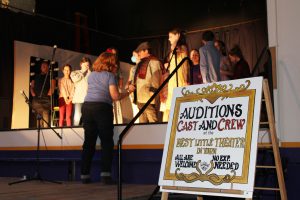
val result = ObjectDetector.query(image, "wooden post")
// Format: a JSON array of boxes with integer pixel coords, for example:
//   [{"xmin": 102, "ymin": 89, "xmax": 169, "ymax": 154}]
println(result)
[{"xmin": 161, "ymin": 192, "xmax": 168, "ymax": 200}]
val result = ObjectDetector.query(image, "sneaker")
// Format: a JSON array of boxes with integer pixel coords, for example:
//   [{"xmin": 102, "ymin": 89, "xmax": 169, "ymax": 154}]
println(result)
[{"xmin": 101, "ymin": 176, "xmax": 116, "ymax": 185}]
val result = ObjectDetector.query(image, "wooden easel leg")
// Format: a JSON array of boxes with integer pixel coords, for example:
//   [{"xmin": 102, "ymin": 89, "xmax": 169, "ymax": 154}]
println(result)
[
  {"xmin": 161, "ymin": 192, "xmax": 169, "ymax": 200},
  {"xmin": 263, "ymin": 79, "xmax": 288, "ymax": 200},
  {"xmin": 197, "ymin": 196, "xmax": 203, "ymax": 200}
]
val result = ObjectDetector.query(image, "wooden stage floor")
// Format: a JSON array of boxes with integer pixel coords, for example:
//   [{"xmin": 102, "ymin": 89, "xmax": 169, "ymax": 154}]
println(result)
[{"xmin": 0, "ymin": 177, "xmax": 157, "ymax": 200}]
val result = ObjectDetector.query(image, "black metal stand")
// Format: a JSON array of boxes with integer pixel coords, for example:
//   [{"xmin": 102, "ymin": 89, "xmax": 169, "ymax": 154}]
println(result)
[
  {"xmin": 39, "ymin": 45, "xmax": 57, "ymax": 127},
  {"xmin": 148, "ymin": 185, "xmax": 160, "ymax": 200},
  {"xmin": 9, "ymin": 91, "xmax": 62, "ymax": 185},
  {"xmin": 118, "ymin": 56, "xmax": 191, "ymax": 200}
]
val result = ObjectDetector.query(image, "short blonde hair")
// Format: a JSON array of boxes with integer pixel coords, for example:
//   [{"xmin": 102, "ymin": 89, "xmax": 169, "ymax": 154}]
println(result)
[{"xmin": 93, "ymin": 52, "xmax": 117, "ymax": 72}]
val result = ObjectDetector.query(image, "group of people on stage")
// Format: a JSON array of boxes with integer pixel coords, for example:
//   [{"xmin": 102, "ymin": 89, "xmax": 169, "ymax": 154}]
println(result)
[
  {"xmin": 30, "ymin": 57, "xmax": 92, "ymax": 128},
  {"xmin": 125, "ymin": 28, "xmax": 251, "ymax": 124},
  {"xmin": 30, "ymin": 48, "xmax": 125, "ymax": 129},
  {"xmin": 30, "ymin": 28, "xmax": 251, "ymax": 184},
  {"xmin": 30, "ymin": 29, "xmax": 251, "ymax": 128}
]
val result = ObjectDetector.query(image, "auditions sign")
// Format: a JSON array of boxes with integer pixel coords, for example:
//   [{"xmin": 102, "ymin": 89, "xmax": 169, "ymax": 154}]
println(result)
[{"xmin": 159, "ymin": 77, "xmax": 263, "ymax": 198}]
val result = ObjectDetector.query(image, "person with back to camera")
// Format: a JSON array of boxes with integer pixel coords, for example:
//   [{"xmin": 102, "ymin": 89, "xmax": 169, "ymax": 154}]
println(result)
[
  {"xmin": 58, "ymin": 64, "xmax": 74, "ymax": 127},
  {"xmin": 80, "ymin": 52, "xmax": 135, "ymax": 184},
  {"xmin": 70, "ymin": 57, "xmax": 91, "ymax": 126},
  {"xmin": 199, "ymin": 30, "xmax": 221, "ymax": 83}
]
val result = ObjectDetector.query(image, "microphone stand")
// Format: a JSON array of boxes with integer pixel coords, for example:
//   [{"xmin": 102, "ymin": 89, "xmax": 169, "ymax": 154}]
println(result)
[
  {"xmin": 39, "ymin": 45, "xmax": 57, "ymax": 127},
  {"xmin": 8, "ymin": 94, "xmax": 62, "ymax": 185},
  {"xmin": 146, "ymin": 47, "xmax": 190, "ymax": 200},
  {"xmin": 118, "ymin": 57, "xmax": 191, "ymax": 200},
  {"xmin": 165, "ymin": 46, "xmax": 179, "ymax": 86},
  {"xmin": 49, "ymin": 45, "xmax": 57, "ymax": 127},
  {"xmin": 174, "ymin": 48, "xmax": 178, "ymax": 87}
]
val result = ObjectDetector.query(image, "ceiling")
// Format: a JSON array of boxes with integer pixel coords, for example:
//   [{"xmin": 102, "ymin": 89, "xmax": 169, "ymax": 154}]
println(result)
[{"xmin": 35, "ymin": 0, "xmax": 267, "ymax": 38}]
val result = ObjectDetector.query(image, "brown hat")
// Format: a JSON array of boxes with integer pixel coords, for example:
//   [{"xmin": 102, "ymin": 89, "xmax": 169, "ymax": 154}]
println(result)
[{"xmin": 135, "ymin": 42, "xmax": 151, "ymax": 52}]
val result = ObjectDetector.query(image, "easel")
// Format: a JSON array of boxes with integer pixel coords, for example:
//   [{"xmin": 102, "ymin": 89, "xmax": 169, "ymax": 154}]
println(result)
[
  {"xmin": 251, "ymin": 79, "xmax": 287, "ymax": 199},
  {"xmin": 160, "ymin": 79, "xmax": 287, "ymax": 200}
]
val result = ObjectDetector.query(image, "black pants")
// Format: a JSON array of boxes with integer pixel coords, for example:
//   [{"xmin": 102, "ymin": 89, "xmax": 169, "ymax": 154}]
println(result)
[{"xmin": 81, "ymin": 102, "xmax": 114, "ymax": 176}]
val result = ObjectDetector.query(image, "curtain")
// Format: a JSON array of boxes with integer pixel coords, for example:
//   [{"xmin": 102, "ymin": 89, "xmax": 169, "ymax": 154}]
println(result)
[{"xmin": 122, "ymin": 19, "xmax": 268, "ymax": 72}]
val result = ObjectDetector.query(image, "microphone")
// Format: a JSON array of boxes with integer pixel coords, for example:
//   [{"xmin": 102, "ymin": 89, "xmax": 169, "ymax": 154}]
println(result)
[
  {"xmin": 53, "ymin": 45, "xmax": 57, "ymax": 54},
  {"xmin": 50, "ymin": 45, "xmax": 58, "ymax": 67}
]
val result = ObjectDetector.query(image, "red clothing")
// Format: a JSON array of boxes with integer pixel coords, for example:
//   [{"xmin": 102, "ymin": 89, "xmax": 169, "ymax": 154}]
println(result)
[
  {"xmin": 58, "ymin": 97, "xmax": 73, "ymax": 126},
  {"xmin": 58, "ymin": 77, "xmax": 74, "ymax": 126},
  {"xmin": 232, "ymin": 58, "xmax": 251, "ymax": 80}
]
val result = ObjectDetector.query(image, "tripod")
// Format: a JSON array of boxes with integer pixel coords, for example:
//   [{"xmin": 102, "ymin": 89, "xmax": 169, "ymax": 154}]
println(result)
[{"xmin": 9, "ymin": 92, "xmax": 62, "ymax": 185}]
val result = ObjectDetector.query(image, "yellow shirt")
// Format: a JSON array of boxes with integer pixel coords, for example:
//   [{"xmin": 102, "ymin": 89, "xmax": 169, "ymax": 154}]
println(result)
[{"xmin": 165, "ymin": 49, "xmax": 190, "ymax": 110}]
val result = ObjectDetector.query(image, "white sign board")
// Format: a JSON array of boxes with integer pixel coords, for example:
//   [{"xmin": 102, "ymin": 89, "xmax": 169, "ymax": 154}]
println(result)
[{"xmin": 159, "ymin": 77, "xmax": 263, "ymax": 198}]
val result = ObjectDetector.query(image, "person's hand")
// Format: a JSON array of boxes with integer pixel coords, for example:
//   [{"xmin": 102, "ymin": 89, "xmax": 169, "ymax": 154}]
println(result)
[
  {"xmin": 184, "ymin": 81, "xmax": 190, "ymax": 86},
  {"xmin": 47, "ymin": 91, "xmax": 52, "ymax": 96},
  {"xmin": 127, "ymin": 84, "xmax": 136, "ymax": 93},
  {"xmin": 164, "ymin": 63, "xmax": 169, "ymax": 69}
]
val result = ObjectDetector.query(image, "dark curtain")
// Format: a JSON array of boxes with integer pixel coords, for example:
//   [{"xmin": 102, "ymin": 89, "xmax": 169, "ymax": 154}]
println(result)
[
  {"xmin": 121, "ymin": 19, "xmax": 268, "ymax": 72},
  {"xmin": 211, "ymin": 19, "xmax": 268, "ymax": 71}
]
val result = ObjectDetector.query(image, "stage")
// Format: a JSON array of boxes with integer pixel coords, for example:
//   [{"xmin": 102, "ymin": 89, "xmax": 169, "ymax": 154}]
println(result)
[
  {"xmin": 0, "ymin": 177, "xmax": 157, "ymax": 200},
  {"xmin": 0, "ymin": 125, "xmax": 299, "ymax": 199}
]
